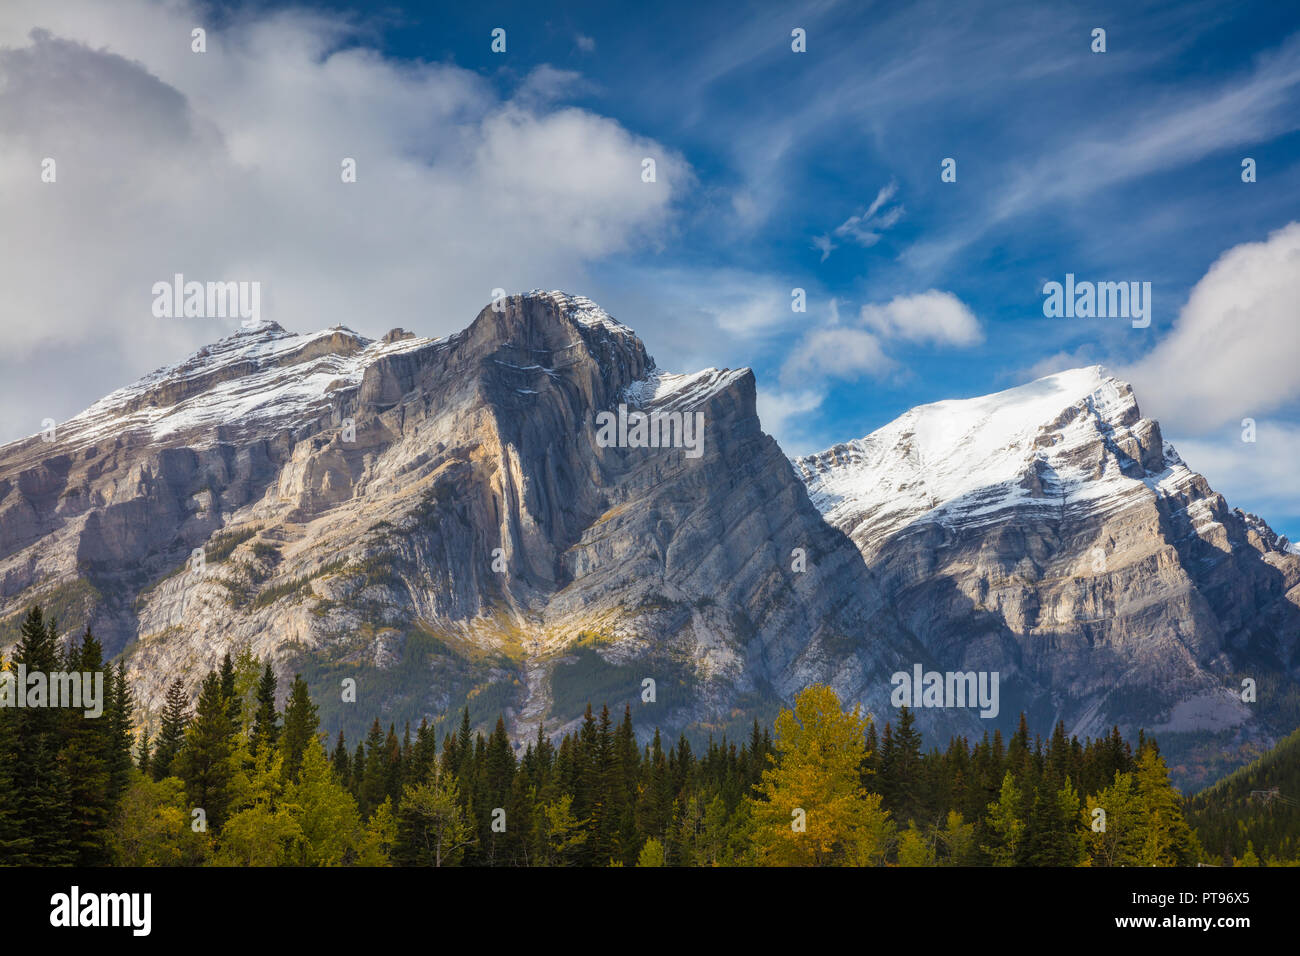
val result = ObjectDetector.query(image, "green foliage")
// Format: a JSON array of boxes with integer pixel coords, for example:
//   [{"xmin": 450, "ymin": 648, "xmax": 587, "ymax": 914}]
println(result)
[
  {"xmin": 204, "ymin": 526, "xmax": 261, "ymax": 564},
  {"xmin": 0, "ymin": 601, "xmax": 1264, "ymax": 868},
  {"xmin": 1184, "ymin": 726, "xmax": 1300, "ymax": 864}
]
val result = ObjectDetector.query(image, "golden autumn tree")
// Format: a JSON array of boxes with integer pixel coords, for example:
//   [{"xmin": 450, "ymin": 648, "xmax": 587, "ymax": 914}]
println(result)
[{"xmin": 746, "ymin": 684, "xmax": 893, "ymax": 866}]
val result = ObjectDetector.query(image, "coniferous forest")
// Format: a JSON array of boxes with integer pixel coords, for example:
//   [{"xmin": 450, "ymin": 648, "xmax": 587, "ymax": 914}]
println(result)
[{"xmin": 2, "ymin": 605, "xmax": 1297, "ymax": 867}]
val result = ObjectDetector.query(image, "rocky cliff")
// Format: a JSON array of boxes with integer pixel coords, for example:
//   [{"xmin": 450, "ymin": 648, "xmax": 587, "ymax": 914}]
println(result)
[
  {"xmin": 0, "ymin": 292, "xmax": 919, "ymax": 747},
  {"xmin": 795, "ymin": 367, "xmax": 1300, "ymax": 786},
  {"xmin": 2, "ymin": 298, "xmax": 1296, "ymax": 787}
]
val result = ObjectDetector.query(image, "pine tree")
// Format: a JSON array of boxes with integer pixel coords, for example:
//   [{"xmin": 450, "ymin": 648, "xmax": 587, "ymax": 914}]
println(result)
[
  {"xmin": 106, "ymin": 660, "xmax": 136, "ymax": 804},
  {"xmin": 251, "ymin": 664, "xmax": 280, "ymax": 755},
  {"xmin": 175, "ymin": 671, "xmax": 238, "ymax": 830},
  {"xmin": 279, "ymin": 674, "xmax": 319, "ymax": 782},
  {"xmin": 151, "ymin": 678, "xmax": 191, "ymax": 780},
  {"xmin": 136, "ymin": 728, "xmax": 152, "ymax": 776},
  {"xmin": 1134, "ymin": 745, "xmax": 1197, "ymax": 866},
  {"xmin": 886, "ymin": 706, "xmax": 924, "ymax": 824},
  {"xmin": 218, "ymin": 651, "xmax": 241, "ymax": 733},
  {"xmin": 331, "ymin": 730, "xmax": 350, "ymax": 789},
  {"xmin": 360, "ymin": 718, "xmax": 389, "ymax": 816},
  {"xmin": 1023, "ymin": 775, "xmax": 1085, "ymax": 866},
  {"xmin": 383, "ymin": 724, "xmax": 403, "ymax": 804},
  {"xmin": 9, "ymin": 607, "xmax": 74, "ymax": 864},
  {"xmin": 0, "ymin": 649, "xmax": 29, "ymax": 860},
  {"xmin": 61, "ymin": 628, "xmax": 114, "ymax": 864},
  {"xmin": 480, "ymin": 716, "xmax": 516, "ymax": 865}
]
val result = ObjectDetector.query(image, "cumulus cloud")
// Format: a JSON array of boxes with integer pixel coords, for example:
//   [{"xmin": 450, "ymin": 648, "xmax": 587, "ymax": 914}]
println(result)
[
  {"xmin": 1173, "ymin": 422, "xmax": 1300, "ymax": 540},
  {"xmin": 780, "ymin": 290, "xmax": 981, "ymax": 386},
  {"xmin": 0, "ymin": 1, "xmax": 688, "ymax": 442},
  {"xmin": 781, "ymin": 327, "xmax": 895, "ymax": 385},
  {"xmin": 1124, "ymin": 221, "xmax": 1300, "ymax": 434},
  {"xmin": 859, "ymin": 290, "xmax": 982, "ymax": 346},
  {"xmin": 755, "ymin": 388, "xmax": 825, "ymax": 452}
]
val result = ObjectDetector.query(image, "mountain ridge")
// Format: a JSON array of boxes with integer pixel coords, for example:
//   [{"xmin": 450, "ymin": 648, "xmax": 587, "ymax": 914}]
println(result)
[{"xmin": 1, "ymin": 292, "xmax": 1296, "ymax": 788}]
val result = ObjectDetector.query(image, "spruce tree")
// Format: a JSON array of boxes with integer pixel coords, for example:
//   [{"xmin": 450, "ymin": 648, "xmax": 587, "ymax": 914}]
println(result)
[
  {"xmin": 9, "ymin": 607, "xmax": 74, "ymax": 864},
  {"xmin": 279, "ymin": 673, "xmax": 319, "ymax": 782},
  {"xmin": 360, "ymin": 718, "xmax": 389, "ymax": 815},
  {"xmin": 61, "ymin": 628, "xmax": 113, "ymax": 864},
  {"xmin": 331, "ymin": 730, "xmax": 350, "ymax": 789},
  {"xmin": 175, "ymin": 671, "xmax": 237, "ymax": 830},
  {"xmin": 151, "ymin": 678, "xmax": 191, "ymax": 780},
  {"xmin": 106, "ymin": 660, "xmax": 136, "ymax": 804},
  {"xmin": 136, "ymin": 728, "xmax": 152, "ymax": 776},
  {"xmin": 251, "ymin": 663, "xmax": 280, "ymax": 754}
]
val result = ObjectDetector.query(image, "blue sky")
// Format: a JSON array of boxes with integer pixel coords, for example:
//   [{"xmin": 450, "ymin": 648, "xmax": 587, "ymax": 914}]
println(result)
[{"xmin": 2, "ymin": 0, "xmax": 1298, "ymax": 537}]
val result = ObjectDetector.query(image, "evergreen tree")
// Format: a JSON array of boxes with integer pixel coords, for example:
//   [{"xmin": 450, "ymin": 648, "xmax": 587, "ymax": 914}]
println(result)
[
  {"xmin": 218, "ymin": 652, "xmax": 240, "ymax": 733},
  {"xmin": 251, "ymin": 664, "xmax": 280, "ymax": 755},
  {"xmin": 136, "ymin": 728, "xmax": 152, "ymax": 776},
  {"xmin": 1133, "ymin": 745, "xmax": 1197, "ymax": 866},
  {"xmin": 61, "ymin": 628, "xmax": 114, "ymax": 864},
  {"xmin": 106, "ymin": 661, "xmax": 136, "ymax": 805},
  {"xmin": 9, "ymin": 607, "xmax": 74, "ymax": 864},
  {"xmin": 151, "ymin": 678, "xmax": 191, "ymax": 781},
  {"xmin": 279, "ymin": 674, "xmax": 319, "ymax": 782},
  {"xmin": 983, "ymin": 771, "xmax": 1024, "ymax": 866},
  {"xmin": 175, "ymin": 671, "xmax": 238, "ymax": 830},
  {"xmin": 331, "ymin": 730, "xmax": 350, "ymax": 790},
  {"xmin": 360, "ymin": 719, "xmax": 389, "ymax": 815}
]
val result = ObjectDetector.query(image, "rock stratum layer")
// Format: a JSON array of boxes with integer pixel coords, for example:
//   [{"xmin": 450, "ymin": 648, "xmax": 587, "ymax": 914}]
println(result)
[
  {"xmin": 2, "ymin": 294, "xmax": 1296, "ymax": 787},
  {"xmin": 796, "ymin": 368, "xmax": 1300, "ymax": 785}
]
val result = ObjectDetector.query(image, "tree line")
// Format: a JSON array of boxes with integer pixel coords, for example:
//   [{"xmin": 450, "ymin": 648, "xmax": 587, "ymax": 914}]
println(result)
[{"xmin": 3, "ymin": 603, "xmax": 1290, "ymax": 866}]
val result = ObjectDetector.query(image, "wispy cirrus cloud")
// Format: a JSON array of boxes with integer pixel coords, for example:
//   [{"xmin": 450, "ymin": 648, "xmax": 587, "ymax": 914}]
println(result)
[{"xmin": 814, "ymin": 181, "xmax": 904, "ymax": 261}]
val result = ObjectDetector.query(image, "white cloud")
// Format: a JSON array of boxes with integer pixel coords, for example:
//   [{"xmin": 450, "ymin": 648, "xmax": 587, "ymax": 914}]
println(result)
[
  {"xmin": 818, "ymin": 181, "xmax": 904, "ymax": 258},
  {"xmin": 780, "ymin": 290, "xmax": 981, "ymax": 387},
  {"xmin": 575, "ymin": 34, "xmax": 596, "ymax": 53},
  {"xmin": 1016, "ymin": 345, "xmax": 1103, "ymax": 383},
  {"xmin": 755, "ymin": 388, "xmax": 825, "ymax": 452},
  {"xmin": 1124, "ymin": 221, "xmax": 1300, "ymax": 433},
  {"xmin": 859, "ymin": 290, "xmax": 982, "ymax": 346},
  {"xmin": 1173, "ymin": 422, "xmax": 1300, "ymax": 540},
  {"xmin": 781, "ymin": 327, "xmax": 894, "ymax": 386},
  {"xmin": 0, "ymin": 1, "xmax": 689, "ymax": 443}
]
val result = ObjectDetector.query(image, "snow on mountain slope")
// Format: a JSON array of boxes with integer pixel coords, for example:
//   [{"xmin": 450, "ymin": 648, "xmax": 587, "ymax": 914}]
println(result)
[
  {"xmin": 14, "ymin": 322, "xmax": 441, "ymax": 458},
  {"xmin": 624, "ymin": 367, "xmax": 751, "ymax": 411},
  {"xmin": 794, "ymin": 366, "xmax": 1193, "ymax": 548},
  {"xmin": 533, "ymin": 290, "xmax": 637, "ymax": 338}
]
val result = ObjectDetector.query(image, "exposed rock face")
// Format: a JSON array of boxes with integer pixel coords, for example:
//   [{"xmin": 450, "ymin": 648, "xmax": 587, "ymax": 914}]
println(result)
[
  {"xmin": 795, "ymin": 367, "xmax": 1300, "ymax": 783},
  {"xmin": 2, "ymin": 300, "xmax": 1295, "ymax": 787},
  {"xmin": 0, "ymin": 292, "xmax": 917, "ymax": 747}
]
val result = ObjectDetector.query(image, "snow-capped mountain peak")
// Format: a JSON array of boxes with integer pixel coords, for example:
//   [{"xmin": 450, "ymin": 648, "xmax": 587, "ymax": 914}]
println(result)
[{"xmin": 794, "ymin": 366, "xmax": 1182, "ymax": 547}]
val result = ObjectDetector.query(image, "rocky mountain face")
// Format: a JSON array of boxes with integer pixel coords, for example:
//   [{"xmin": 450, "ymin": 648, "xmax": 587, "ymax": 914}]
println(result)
[
  {"xmin": 0, "ymin": 292, "xmax": 922, "ymax": 747},
  {"xmin": 795, "ymin": 368, "xmax": 1300, "ymax": 787},
  {"xmin": 2, "ymin": 295, "xmax": 1296, "ymax": 786}
]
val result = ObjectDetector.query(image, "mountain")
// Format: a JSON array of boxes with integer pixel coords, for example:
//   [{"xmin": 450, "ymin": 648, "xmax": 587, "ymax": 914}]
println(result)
[
  {"xmin": 1185, "ymin": 725, "xmax": 1300, "ymax": 863},
  {"xmin": 795, "ymin": 366, "xmax": 1300, "ymax": 787},
  {"xmin": 0, "ymin": 292, "xmax": 921, "ymax": 746},
  {"xmin": 1, "ymin": 294, "xmax": 1296, "ymax": 786}
]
